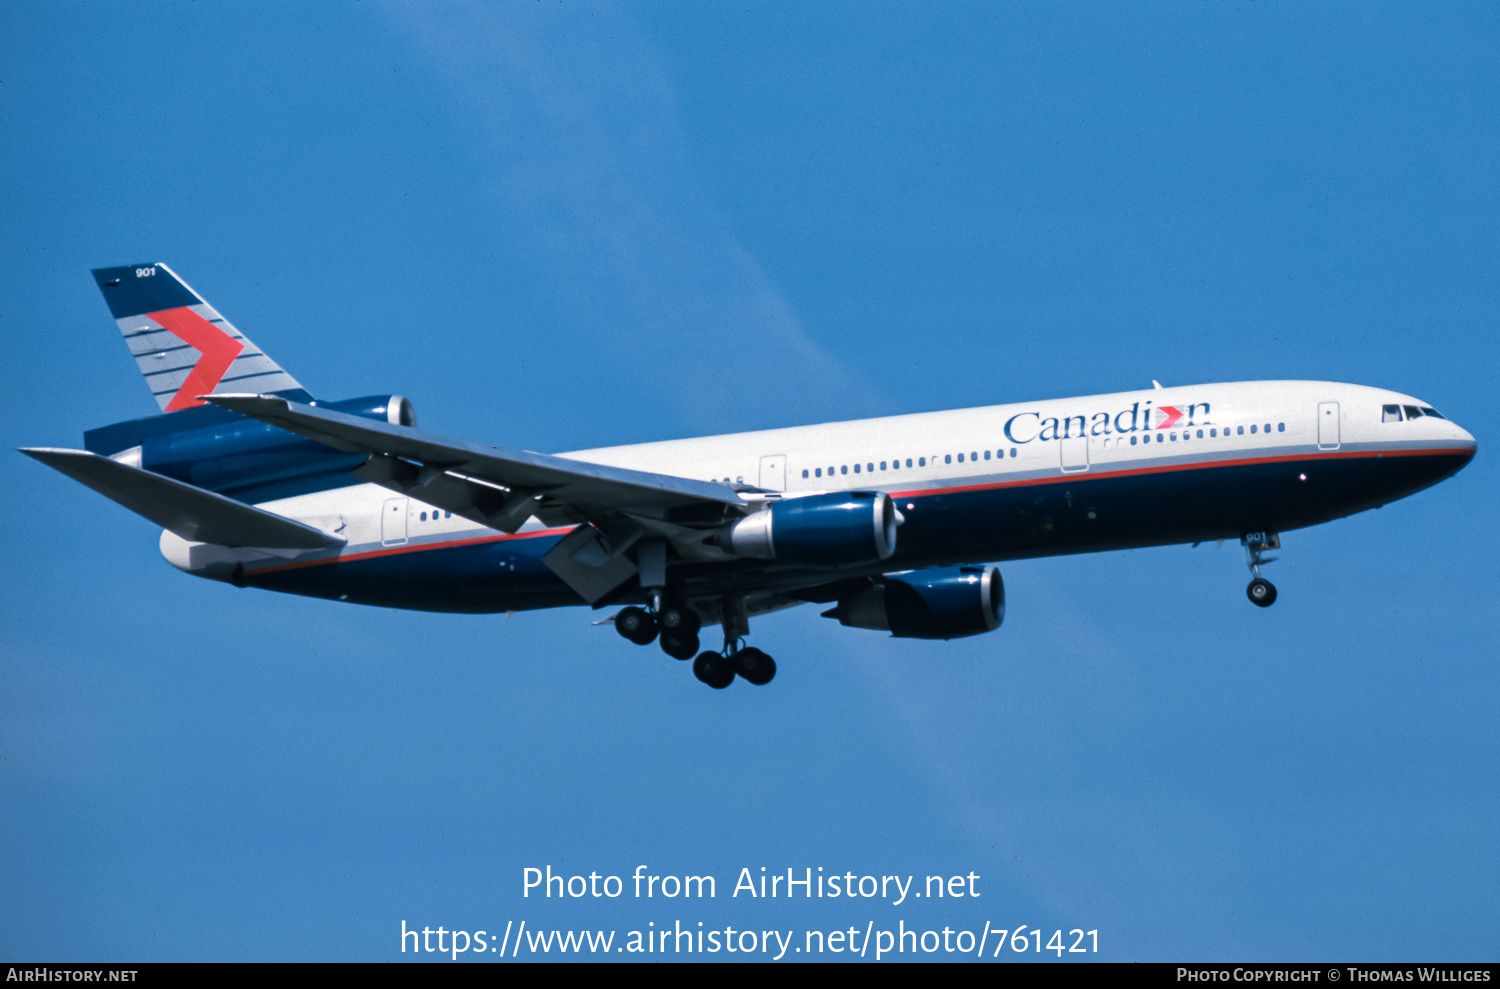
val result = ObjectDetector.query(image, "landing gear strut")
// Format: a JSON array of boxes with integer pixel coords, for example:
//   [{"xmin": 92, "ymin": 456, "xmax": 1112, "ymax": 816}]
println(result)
[
  {"xmin": 1242, "ymin": 532, "xmax": 1280, "ymax": 608},
  {"xmin": 612, "ymin": 595, "xmax": 776, "ymax": 687},
  {"xmin": 692, "ymin": 596, "xmax": 776, "ymax": 688}
]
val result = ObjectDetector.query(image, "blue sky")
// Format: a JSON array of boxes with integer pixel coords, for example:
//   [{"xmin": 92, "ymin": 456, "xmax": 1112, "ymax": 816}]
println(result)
[{"xmin": 2, "ymin": 1, "xmax": 1496, "ymax": 962}]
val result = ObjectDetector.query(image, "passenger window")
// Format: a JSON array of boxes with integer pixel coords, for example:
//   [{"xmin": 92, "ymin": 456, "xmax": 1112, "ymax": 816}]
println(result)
[
  {"xmin": 984, "ymin": 450, "xmax": 991, "ymax": 460},
  {"xmin": 944, "ymin": 454, "xmax": 951, "ymax": 464},
  {"xmin": 880, "ymin": 461, "xmax": 886, "ymax": 470},
  {"xmin": 971, "ymin": 451, "xmax": 977, "ymax": 461},
  {"xmin": 815, "ymin": 468, "xmax": 821, "ymax": 478},
  {"xmin": 1250, "ymin": 425, "xmax": 1257, "ymax": 434},
  {"xmin": 1130, "ymin": 435, "xmax": 1137, "ymax": 446},
  {"xmin": 1263, "ymin": 423, "xmax": 1271, "ymax": 433},
  {"xmin": 957, "ymin": 453, "xmax": 964, "ymax": 463},
  {"xmin": 802, "ymin": 469, "xmax": 809, "ymax": 479},
  {"xmin": 446, "ymin": 511, "xmax": 452, "ymax": 518},
  {"xmin": 853, "ymin": 464, "xmax": 860, "ymax": 473},
  {"xmin": 1010, "ymin": 449, "xmax": 1017, "ymax": 458},
  {"xmin": 906, "ymin": 458, "xmax": 913, "ymax": 468},
  {"xmin": 841, "ymin": 466, "xmax": 848, "ymax": 475},
  {"xmin": 1169, "ymin": 432, "xmax": 1176, "ymax": 441},
  {"xmin": 1210, "ymin": 428, "xmax": 1217, "ymax": 437},
  {"xmin": 420, "ymin": 511, "xmax": 427, "ymax": 521},
  {"xmin": 1237, "ymin": 426, "xmax": 1244, "ymax": 435},
  {"xmin": 1278, "ymin": 423, "xmax": 1284, "ymax": 432},
  {"xmin": 919, "ymin": 457, "xmax": 925, "ymax": 467},
  {"xmin": 1156, "ymin": 433, "xmax": 1164, "ymax": 443},
  {"xmin": 1382, "ymin": 405, "xmax": 1402, "ymax": 423},
  {"xmin": 868, "ymin": 463, "xmax": 874, "ymax": 472},
  {"xmin": 1197, "ymin": 429, "xmax": 1203, "ymax": 438},
  {"xmin": 1403, "ymin": 405, "xmax": 1423, "ymax": 420}
]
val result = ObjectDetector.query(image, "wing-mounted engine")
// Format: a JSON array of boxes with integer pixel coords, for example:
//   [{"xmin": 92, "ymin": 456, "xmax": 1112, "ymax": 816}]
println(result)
[
  {"xmin": 824, "ymin": 565, "xmax": 1004, "ymax": 640},
  {"xmin": 720, "ymin": 491, "xmax": 901, "ymax": 566}
]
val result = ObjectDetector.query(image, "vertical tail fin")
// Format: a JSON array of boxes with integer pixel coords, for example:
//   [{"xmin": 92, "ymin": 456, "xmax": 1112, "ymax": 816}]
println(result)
[{"xmin": 91, "ymin": 263, "xmax": 308, "ymax": 411}]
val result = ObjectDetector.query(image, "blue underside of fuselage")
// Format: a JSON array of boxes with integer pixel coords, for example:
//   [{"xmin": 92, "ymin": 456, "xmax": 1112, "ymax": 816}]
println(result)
[{"xmin": 242, "ymin": 450, "xmax": 1472, "ymax": 614}]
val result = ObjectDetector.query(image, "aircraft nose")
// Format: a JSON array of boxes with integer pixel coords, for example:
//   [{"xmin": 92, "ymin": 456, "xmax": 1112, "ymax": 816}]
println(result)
[
  {"xmin": 1455, "ymin": 422, "xmax": 1477, "ymax": 455},
  {"xmin": 1444, "ymin": 417, "xmax": 1478, "ymax": 465}
]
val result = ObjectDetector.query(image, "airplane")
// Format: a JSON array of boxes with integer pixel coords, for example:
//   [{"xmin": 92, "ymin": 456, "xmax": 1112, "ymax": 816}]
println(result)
[{"xmin": 22, "ymin": 263, "xmax": 1477, "ymax": 689}]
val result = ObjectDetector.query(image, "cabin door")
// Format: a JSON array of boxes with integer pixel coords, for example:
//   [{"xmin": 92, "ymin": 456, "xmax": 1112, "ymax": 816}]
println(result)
[
  {"xmin": 1317, "ymin": 402, "xmax": 1341, "ymax": 450},
  {"xmin": 381, "ymin": 497, "xmax": 409, "ymax": 546},
  {"xmin": 1060, "ymin": 434, "xmax": 1090, "ymax": 473},
  {"xmin": 758, "ymin": 454, "xmax": 787, "ymax": 491}
]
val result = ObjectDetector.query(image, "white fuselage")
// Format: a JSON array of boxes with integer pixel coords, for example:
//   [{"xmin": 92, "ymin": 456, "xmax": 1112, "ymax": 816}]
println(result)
[{"xmin": 162, "ymin": 380, "xmax": 1476, "ymax": 581}]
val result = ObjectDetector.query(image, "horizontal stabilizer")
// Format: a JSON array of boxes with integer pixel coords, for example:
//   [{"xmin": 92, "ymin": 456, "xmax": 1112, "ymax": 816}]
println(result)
[
  {"xmin": 19, "ymin": 448, "xmax": 345, "ymax": 550},
  {"xmin": 204, "ymin": 394, "xmax": 745, "ymax": 519}
]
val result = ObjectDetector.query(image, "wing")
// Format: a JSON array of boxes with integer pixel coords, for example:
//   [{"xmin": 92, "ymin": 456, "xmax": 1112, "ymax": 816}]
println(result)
[
  {"xmin": 21, "ymin": 447, "xmax": 345, "ymax": 550},
  {"xmin": 205, "ymin": 394, "xmax": 754, "ymax": 603}
]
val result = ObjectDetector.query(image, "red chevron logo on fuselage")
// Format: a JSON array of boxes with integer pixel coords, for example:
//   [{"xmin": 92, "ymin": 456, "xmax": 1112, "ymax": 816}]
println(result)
[
  {"xmin": 148, "ymin": 307, "xmax": 245, "ymax": 412},
  {"xmin": 1155, "ymin": 405, "xmax": 1183, "ymax": 429}
]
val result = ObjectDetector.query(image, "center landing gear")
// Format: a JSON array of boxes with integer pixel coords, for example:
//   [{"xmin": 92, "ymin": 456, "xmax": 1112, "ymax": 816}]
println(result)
[
  {"xmin": 692, "ymin": 650, "xmax": 736, "ymax": 689},
  {"xmin": 1242, "ymin": 532, "xmax": 1280, "ymax": 608},
  {"xmin": 692, "ymin": 597, "xmax": 776, "ymax": 689},
  {"xmin": 692, "ymin": 645, "xmax": 777, "ymax": 689}
]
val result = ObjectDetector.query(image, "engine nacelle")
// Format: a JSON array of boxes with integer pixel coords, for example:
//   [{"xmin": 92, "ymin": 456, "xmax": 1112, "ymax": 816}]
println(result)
[
  {"xmin": 117, "ymin": 395, "xmax": 416, "ymax": 497},
  {"xmin": 722, "ymin": 491, "xmax": 899, "ymax": 566},
  {"xmin": 826, "ymin": 565, "xmax": 1004, "ymax": 640}
]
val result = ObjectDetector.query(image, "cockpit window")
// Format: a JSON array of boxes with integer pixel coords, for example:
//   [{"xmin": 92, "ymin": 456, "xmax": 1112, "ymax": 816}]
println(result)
[
  {"xmin": 1403, "ymin": 405, "xmax": 1423, "ymax": 420},
  {"xmin": 1421, "ymin": 407, "xmax": 1445, "ymax": 420},
  {"xmin": 1382, "ymin": 404, "xmax": 1402, "ymax": 423}
]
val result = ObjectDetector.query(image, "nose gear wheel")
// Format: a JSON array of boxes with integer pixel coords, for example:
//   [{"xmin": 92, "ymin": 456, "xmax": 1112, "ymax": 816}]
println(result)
[{"xmin": 1241, "ymin": 533, "xmax": 1280, "ymax": 608}]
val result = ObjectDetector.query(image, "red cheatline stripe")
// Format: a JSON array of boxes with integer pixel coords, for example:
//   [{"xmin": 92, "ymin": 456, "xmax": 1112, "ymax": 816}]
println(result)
[
  {"xmin": 245, "ymin": 526, "xmax": 573, "ymax": 576},
  {"xmin": 888, "ymin": 446, "xmax": 1467, "ymax": 499},
  {"xmin": 147, "ymin": 307, "xmax": 245, "ymax": 412},
  {"xmin": 245, "ymin": 446, "xmax": 1467, "ymax": 575}
]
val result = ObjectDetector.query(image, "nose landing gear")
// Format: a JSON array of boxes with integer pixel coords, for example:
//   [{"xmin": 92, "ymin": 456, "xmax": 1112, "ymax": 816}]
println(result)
[
  {"xmin": 1242, "ymin": 532, "xmax": 1280, "ymax": 608},
  {"xmin": 1247, "ymin": 577, "xmax": 1277, "ymax": 607}
]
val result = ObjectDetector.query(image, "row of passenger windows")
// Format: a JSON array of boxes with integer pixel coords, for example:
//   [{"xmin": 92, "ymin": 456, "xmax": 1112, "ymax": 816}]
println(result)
[
  {"xmin": 1109, "ymin": 422, "xmax": 1285, "ymax": 446},
  {"xmin": 801, "ymin": 449, "xmax": 1021, "ymax": 479},
  {"xmin": 795, "ymin": 424, "xmax": 1287, "ymax": 479},
  {"xmin": 419, "ymin": 510, "xmax": 452, "ymax": 522}
]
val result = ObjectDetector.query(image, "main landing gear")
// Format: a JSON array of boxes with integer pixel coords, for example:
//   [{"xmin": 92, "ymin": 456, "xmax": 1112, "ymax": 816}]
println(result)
[
  {"xmin": 613, "ymin": 597, "xmax": 776, "ymax": 689},
  {"xmin": 1242, "ymin": 532, "xmax": 1280, "ymax": 608},
  {"xmin": 614, "ymin": 603, "xmax": 701, "ymax": 658}
]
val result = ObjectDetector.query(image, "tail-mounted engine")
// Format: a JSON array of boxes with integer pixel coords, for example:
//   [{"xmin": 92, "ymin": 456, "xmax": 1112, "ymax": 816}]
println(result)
[
  {"xmin": 825, "ymin": 565, "xmax": 1004, "ymax": 640},
  {"xmin": 721, "ymin": 491, "xmax": 900, "ymax": 566},
  {"xmin": 85, "ymin": 394, "xmax": 416, "ymax": 499}
]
